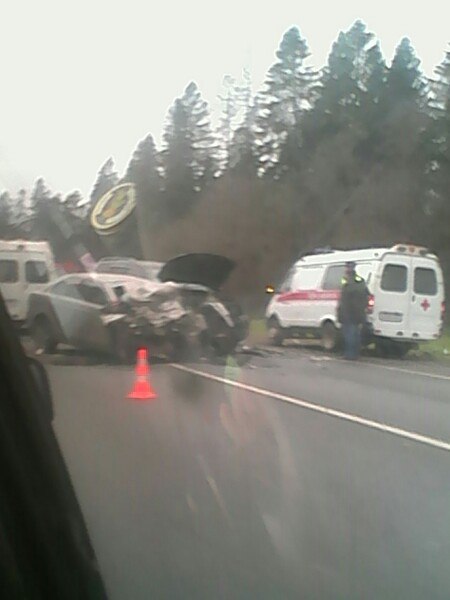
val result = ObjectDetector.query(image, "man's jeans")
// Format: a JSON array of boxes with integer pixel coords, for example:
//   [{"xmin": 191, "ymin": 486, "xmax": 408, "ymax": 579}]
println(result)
[{"xmin": 342, "ymin": 323, "xmax": 361, "ymax": 359}]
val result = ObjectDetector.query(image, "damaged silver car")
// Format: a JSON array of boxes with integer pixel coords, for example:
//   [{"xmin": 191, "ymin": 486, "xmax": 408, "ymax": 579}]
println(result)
[{"xmin": 27, "ymin": 254, "xmax": 248, "ymax": 362}]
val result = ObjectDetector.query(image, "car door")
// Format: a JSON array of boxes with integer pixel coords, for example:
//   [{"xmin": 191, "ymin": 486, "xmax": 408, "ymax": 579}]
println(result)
[
  {"xmin": 25, "ymin": 257, "xmax": 51, "ymax": 314},
  {"xmin": 49, "ymin": 278, "xmax": 87, "ymax": 345},
  {"xmin": 373, "ymin": 256, "xmax": 412, "ymax": 339},
  {"xmin": 409, "ymin": 259, "xmax": 443, "ymax": 340},
  {"xmin": 74, "ymin": 281, "xmax": 113, "ymax": 352}
]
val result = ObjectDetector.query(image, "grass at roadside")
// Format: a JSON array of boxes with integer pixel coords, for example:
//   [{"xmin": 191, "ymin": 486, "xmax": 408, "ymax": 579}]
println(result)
[
  {"xmin": 415, "ymin": 329, "xmax": 450, "ymax": 361},
  {"xmin": 247, "ymin": 319, "xmax": 267, "ymax": 345}
]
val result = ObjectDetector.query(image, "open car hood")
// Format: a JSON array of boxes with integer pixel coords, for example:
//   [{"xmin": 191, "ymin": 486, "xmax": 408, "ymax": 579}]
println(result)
[{"xmin": 158, "ymin": 254, "xmax": 235, "ymax": 290}]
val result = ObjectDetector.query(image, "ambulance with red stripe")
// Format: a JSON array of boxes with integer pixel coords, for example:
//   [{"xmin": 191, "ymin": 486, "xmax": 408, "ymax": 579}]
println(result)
[{"xmin": 266, "ymin": 244, "xmax": 445, "ymax": 356}]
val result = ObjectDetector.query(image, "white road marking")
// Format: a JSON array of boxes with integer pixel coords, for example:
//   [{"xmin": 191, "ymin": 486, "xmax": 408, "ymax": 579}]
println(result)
[
  {"xmin": 171, "ymin": 364, "xmax": 450, "ymax": 453},
  {"xmin": 345, "ymin": 359, "xmax": 450, "ymax": 383},
  {"xmin": 264, "ymin": 344, "xmax": 450, "ymax": 382},
  {"xmin": 197, "ymin": 454, "xmax": 232, "ymax": 525}
]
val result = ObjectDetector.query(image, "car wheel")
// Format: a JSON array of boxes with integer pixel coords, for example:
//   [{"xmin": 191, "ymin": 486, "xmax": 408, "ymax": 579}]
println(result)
[
  {"xmin": 267, "ymin": 317, "xmax": 284, "ymax": 347},
  {"xmin": 31, "ymin": 317, "xmax": 56, "ymax": 354},
  {"xmin": 321, "ymin": 321, "xmax": 338, "ymax": 352}
]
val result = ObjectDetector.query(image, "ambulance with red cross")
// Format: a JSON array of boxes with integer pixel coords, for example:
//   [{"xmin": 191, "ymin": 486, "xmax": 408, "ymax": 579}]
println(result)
[{"xmin": 266, "ymin": 244, "xmax": 445, "ymax": 356}]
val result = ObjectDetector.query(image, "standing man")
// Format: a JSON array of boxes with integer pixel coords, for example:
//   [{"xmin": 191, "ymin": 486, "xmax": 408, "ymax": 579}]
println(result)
[{"xmin": 337, "ymin": 261, "xmax": 369, "ymax": 360}]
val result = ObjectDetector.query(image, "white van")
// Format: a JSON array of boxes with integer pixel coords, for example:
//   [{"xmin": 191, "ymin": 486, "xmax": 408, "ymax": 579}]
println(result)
[
  {"xmin": 266, "ymin": 244, "xmax": 445, "ymax": 355},
  {"xmin": 0, "ymin": 240, "xmax": 57, "ymax": 324}
]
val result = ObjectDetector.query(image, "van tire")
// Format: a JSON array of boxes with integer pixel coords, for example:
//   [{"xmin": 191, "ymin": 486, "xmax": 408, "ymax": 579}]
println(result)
[
  {"xmin": 393, "ymin": 343, "xmax": 412, "ymax": 359},
  {"xmin": 375, "ymin": 339, "xmax": 413, "ymax": 358},
  {"xmin": 31, "ymin": 317, "xmax": 56, "ymax": 354},
  {"xmin": 321, "ymin": 321, "xmax": 339, "ymax": 352},
  {"xmin": 267, "ymin": 317, "xmax": 284, "ymax": 347},
  {"xmin": 375, "ymin": 340, "xmax": 411, "ymax": 359}
]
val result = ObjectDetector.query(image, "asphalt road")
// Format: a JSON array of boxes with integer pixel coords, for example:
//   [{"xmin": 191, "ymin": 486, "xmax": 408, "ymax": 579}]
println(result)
[{"xmin": 47, "ymin": 348, "xmax": 450, "ymax": 599}]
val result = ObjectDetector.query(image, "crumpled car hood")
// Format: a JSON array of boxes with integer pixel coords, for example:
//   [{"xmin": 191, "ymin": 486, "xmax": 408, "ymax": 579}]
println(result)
[{"xmin": 158, "ymin": 254, "xmax": 235, "ymax": 291}]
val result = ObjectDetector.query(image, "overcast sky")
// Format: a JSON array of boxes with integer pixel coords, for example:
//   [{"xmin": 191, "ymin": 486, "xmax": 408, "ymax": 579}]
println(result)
[{"xmin": 0, "ymin": 0, "xmax": 448, "ymax": 198}]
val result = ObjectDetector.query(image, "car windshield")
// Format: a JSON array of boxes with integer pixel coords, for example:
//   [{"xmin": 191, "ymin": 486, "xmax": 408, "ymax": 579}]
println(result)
[{"xmin": 1, "ymin": 3, "xmax": 450, "ymax": 599}]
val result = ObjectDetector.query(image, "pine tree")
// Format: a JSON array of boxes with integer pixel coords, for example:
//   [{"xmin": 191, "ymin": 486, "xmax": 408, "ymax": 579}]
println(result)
[
  {"xmin": 218, "ymin": 70, "xmax": 253, "ymax": 172},
  {"xmin": 378, "ymin": 38, "xmax": 428, "ymax": 166},
  {"xmin": 0, "ymin": 191, "xmax": 12, "ymax": 237},
  {"xmin": 162, "ymin": 82, "xmax": 217, "ymax": 219},
  {"xmin": 30, "ymin": 177, "xmax": 50, "ymax": 208},
  {"xmin": 305, "ymin": 21, "xmax": 380, "ymax": 146},
  {"xmin": 356, "ymin": 42, "xmax": 388, "ymax": 161},
  {"xmin": 385, "ymin": 38, "xmax": 427, "ymax": 107},
  {"xmin": 29, "ymin": 178, "xmax": 52, "ymax": 234},
  {"xmin": 422, "ymin": 47, "xmax": 450, "ymax": 247},
  {"xmin": 181, "ymin": 81, "xmax": 217, "ymax": 184},
  {"xmin": 64, "ymin": 191, "xmax": 84, "ymax": 217},
  {"xmin": 255, "ymin": 26, "xmax": 318, "ymax": 176},
  {"xmin": 432, "ymin": 44, "xmax": 450, "ymax": 111},
  {"xmin": 125, "ymin": 134, "xmax": 161, "ymax": 230},
  {"xmin": 229, "ymin": 102, "xmax": 259, "ymax": 173},
  {"xmin": 11, "ymin": 189, "xmax": 28, "ymax": 227},
  {"xmin": 217, "ymin": 75, "xmax": 240, "ymax": 171},
  {"xmin": 89, "ymin": 158, "xmax": 119, "ymax": 207}
]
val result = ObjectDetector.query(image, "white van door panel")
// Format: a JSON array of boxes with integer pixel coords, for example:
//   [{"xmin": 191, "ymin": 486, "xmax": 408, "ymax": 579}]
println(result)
[
  {"xmin": 0, "ymin": 255, "xmax": 27, "ymax": 320},
  {"xmin": 373, "ymin": 257, "xmax": 412, "ymax": 339},
  {"xmin": 319, "ymin": 264, "xmax": 346, "ymax": 327},
  {"xmin": 288, "ymin": 266, "xmax": 323, "ymax": 327},
  {"xmin": 409, "ymin": 259, "xmax": 442, "ymax": 339},
  {"xmin": 268, "ymin": 268, "xmax": 295, "ymax": 327}
]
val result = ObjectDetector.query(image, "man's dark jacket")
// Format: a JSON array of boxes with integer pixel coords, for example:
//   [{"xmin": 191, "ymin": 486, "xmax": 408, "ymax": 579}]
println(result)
[{"xmin": 338, "ymin": 275, "xmax": 369, "ymax": 325}]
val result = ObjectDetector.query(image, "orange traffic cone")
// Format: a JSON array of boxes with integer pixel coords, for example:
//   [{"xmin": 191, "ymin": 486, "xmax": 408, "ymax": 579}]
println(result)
[{"xmin": 127, "ymin": 348, "xmax": 157, "ymax": 400}]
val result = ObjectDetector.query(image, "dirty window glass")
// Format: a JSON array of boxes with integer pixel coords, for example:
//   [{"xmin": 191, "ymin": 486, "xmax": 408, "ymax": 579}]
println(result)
[
  {"xmin": 414, "ymin": 268, "xmax": 437, "ymax": 295},
  {"xmin": 25, "ymin": 261, "xmax": 49, "ymax": 284},
  {"xmin": 51, "ymin": 281, "xmax": 80, "ymax": 299},
  {"xmin": 292, "ymin": 267, "xmax": 323, "ymax": 290},
  {"xmin": 381, "ymin": 264, "xmax": 407, "ymax": 292},
  {"xmin": 279, "ymin": 269, "xmax": 295, "ymax": 292},
  {"xmin": 78, "ymin": 282, "xmax": 108, "ymax": 306},
  {"xmin": 0, "ymin": 259, "xmax": 18, "ymax": 283},
  {"xmin": 322, "ymin": 265, "xmax": 346, "ymax": 290}
]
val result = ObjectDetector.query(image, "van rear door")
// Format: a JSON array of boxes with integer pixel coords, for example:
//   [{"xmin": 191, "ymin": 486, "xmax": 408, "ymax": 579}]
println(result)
[
  {"xmin": 409, "ymin": 258, "xmax": 443, "ymax": 340},
  {"xmin": 373, "ymin": 256, "xmax": 412, "ymax": 339},
  {"xmin": 0, "ymin": 254, "xmax": 24, "ymax": 320}
]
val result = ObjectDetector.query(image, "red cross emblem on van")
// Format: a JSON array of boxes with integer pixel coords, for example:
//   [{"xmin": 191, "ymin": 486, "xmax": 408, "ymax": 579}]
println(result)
[{"xmin": 421, "ymin": 298, "xmax": 430, "ymax": 311}]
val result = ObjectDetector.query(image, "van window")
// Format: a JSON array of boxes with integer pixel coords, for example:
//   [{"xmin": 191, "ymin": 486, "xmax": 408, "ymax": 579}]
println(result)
[
  {"xmin": 292, "ymin": 267, "xmax": 323, "ymax": 290},
  {"xmin": 279, "ymin": 269, "xmax": 295, "ymax": 292},
  {"xmin": 0, "ymin": 259, "xmax": 18, "ymax": 283},
  {"xmin": 414, "ymin": 268, "xmax": 437, "ymax": 295},
  {"xmin": 381, "ymin": 264, "xmax": 407, "ymax": 292},
  {"xmin": 322, "ymin": 265, "xmax": 346, "ymax": 290},
  {"xmin": 26, "ymin": 261, "xmax": 49, "ymax": 284}
]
